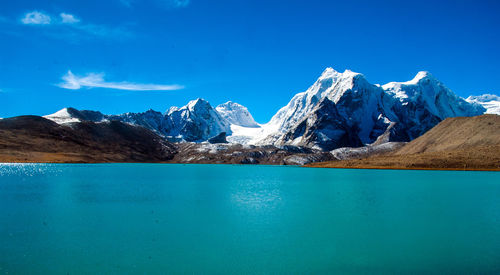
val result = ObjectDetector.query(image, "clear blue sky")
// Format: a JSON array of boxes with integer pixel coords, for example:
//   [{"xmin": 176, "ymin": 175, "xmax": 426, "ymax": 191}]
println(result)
[{"xmin": 1, "ymin": 0, "xmax": 499, "ymax": 122}]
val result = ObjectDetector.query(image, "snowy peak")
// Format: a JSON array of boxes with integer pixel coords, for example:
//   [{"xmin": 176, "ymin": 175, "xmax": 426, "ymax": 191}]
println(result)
[
  {"xmin": 318, "ymin": 67, "xmax": 361, "ymax": 81},
  {"xmin": 44, "ymin": 108, "xmax": 81, "ymax": 124},
  {"xmin": 466, "ymin": 94, "xmax": 500, "ymax": 115},
  {"xmin": 382, "ymin": 71, "xmax": 436, "ymax": 92},
  {"xmin": 167, "ymin": 98, "xmax": 232, "ymax": 141},
  {"xmin": 266, "ymin": 67, "xmax": 378, "ymax": 140},
  {"xmin": 166, "ymin": 106, "xmax": 179, "ymax": 115},
  {"xmin": 380, "ymin": 71, "xmax": 483, "ymax": 120},
  {"xmin": 185, "ymin": 98, "xmax": 212, "ymax": 112},
  {"xmin": 314, "ymin": 68, "xmax": 371, "ymax": 104},
  {"xmin": 467, "ymin": 94, "xmax": 500, "ymax": 102},
  {"xmin": 44, "ymin": 107, "xmax": 105, "ymax": 124},
  {"xmin": 216, "ymin": 101, "xmax": 259, "ymax": 127},
  {"xmin": 318, "ymin": 67, "xmax": 339, "ymax": 79},
  {"xmin": 411, "ymin": 71, "xmax": 434, "ymax": 83}
]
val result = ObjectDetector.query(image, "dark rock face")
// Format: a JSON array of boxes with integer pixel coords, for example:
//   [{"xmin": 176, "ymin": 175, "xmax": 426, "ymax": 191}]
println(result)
[
  {"xmin": 208, "ymin": 132, "xmax": 228, "ymax": 144},
  {"xmin": 164, "ymin": 99, "xmax": 231, "ymax": 142},
  {"xmin": 240, "ymin": 157, "xmax": 259, "ymax": 164},
  {"xmin": 0, "ymin": 116, "xmax": 177, "ymax": 163},
  {"xmin": 66, "ymin": 107, "xmax": 106, "ymax": 122},
  {"xmin": 280, "ymin": 99, "xmax": 363, "ymax": 151},
  {"xmin": 109, "ymin": 110, "xmax": 169, "ymax": 137}
]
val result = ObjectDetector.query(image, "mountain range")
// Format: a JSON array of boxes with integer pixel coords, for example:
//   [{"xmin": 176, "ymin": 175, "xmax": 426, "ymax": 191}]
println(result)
[{"xmin": 42, "ymin": 68, "xmax": 498, "ymax": 152}]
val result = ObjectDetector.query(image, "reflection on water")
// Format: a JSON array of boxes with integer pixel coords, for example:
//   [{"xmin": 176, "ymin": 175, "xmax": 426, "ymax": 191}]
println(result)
[
  {"xmin": 231, "ymin": 187, "xmax": 282, "ymax": 211},
  {"xmin": 230, "ymin": 177, "xmax": 283, "ymax": 213},
  {"xmin": 0, "ymin": 163, "xmax": 61, "ymax": 176}
]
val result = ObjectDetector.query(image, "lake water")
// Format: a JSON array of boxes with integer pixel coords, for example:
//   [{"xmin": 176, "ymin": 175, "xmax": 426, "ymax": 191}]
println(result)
[{"xmin": 0, "ymin": 164, "xmax": 499, "ymax": 274}]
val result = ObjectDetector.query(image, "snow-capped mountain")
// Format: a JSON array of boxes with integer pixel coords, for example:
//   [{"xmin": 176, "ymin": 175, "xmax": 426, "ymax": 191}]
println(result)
[
  {"xmin": 216, "ymin": 101, "xmax": 259, "ymax": 127},
  {"xmin": 45, "ymin": 99, "xmax": 235, "ymax": 142},
  {"xmin": 165, "ymin": 98, "xmax": 232, "ymax": 142},
  {"xmin": 466, "ymin": 94, "xmax": 500, "ymax": 115},
  {"xmin": 44, "ymin": 107, "xmax": 105, "ymax": 124},
  {"xmin": 255, "ymin": 68, "xmax": 485, "ymax": 150}
]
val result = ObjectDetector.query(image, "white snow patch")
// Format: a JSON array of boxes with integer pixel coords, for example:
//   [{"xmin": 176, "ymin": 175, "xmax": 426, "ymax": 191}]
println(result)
[
  {"xmin": 466, "ymin": 94, "xmax": 500, "ymax": 115},
  {"xmin": 44, "ymin": 108, "xmax": 80, "ymax": 124}
]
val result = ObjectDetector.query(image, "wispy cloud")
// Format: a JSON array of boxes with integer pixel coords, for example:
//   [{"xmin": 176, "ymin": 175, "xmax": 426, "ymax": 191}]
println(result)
[
  {"xmin": 60, "ymin": 13, "xmax": 80, "ymax": 24},
  {"xmin": 19, "ymin": 11, "xmax": 131, "ymax": 40},
  {"xmin": 21, "ymin": 11, "xmax": 51, "ymax": 25},
  {"xmin": 57, "ymin": 71, "xmax": 184, "ymax": 91}
]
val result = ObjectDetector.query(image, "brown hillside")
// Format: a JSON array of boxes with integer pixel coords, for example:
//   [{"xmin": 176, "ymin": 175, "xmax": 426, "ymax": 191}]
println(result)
[
  {"xmin": 396, "ymin": 114, "xmax": 500, "ymax": 155},
  {"xmin": 0, "ymin": 116, "xmax": 177, "ymax": 163},
  {"xmin": 307, "ymin": 115, "xmax": 500, "ymax": 171}
]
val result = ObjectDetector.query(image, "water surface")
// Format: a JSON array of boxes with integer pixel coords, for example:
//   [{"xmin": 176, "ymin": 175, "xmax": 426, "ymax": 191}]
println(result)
[{"xmin": 0, "ymin": 164, "xmax": 499, "ymax": 274}]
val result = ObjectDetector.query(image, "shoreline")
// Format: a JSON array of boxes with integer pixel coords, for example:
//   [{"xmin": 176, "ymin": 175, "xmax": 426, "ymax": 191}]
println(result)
[
  {"xmin": 303, "ymin": 164, "xmax": 500, "ymax": 172},
  {"xmin": 0, "ymin": 160, "xmax": 498, "ymax": 172}
]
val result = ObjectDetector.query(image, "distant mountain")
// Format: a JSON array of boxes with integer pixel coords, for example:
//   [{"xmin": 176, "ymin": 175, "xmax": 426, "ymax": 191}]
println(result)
[
  {"xmin": 216, "ymin": 101, "xmax": 259, "ymax": 127},
  {"xmin": 466, "ymin": 94, "xmax": 500, "ymax": 115},
  {"xmin": 45, "ymin": 98, "xmax": 235, "ymax": 142},
  {"xmin": 0, "ymin": 116, "xmax": 177, "ymax": 163},
  {"xmin": 257, "ymin": 68, "xmax": 485, "ymax": 150},
  {"xmin": 165, "ymin": 98, "xmax": 232, "ymax": 142},
  {"xmin": 44, "ymin": 107, "xmax": 105, "ymax": 124}
]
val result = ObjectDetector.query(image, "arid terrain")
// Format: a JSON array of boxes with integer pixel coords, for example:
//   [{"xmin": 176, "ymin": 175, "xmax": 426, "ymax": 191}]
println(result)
[
  {"xmin": 307, "ymin": 115, "xmax": 500, "ymax": 171},
  {"xmin": 0, "ymin": 116, "xmax": 177, "ymax": 163}
]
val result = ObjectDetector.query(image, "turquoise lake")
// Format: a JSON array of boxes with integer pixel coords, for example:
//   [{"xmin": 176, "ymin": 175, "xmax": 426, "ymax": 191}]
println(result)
[{"xmin": 0, "ymin": 164, "xmax": 499, "ymax": 274}]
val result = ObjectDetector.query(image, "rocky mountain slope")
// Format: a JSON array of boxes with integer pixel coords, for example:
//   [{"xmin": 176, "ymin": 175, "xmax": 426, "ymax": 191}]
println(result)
[
  {"xmin": 0, "ymin": 116, "xmax": 177, "ymax": 162},
  {"xmin": 307, "ymin": 115, "xmax": 500, "ymax": 170}
]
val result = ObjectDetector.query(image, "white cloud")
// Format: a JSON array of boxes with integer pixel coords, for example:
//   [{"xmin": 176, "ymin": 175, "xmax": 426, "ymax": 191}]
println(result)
[
  {"xmin": 57, "ymin": 71, "xmax": 184, "ymax": 91},
  {"xmin": 60, "ymin": 13, "xmax": 80, "ymax": 24},
  {"xmin": 19, "ymin": 11, "xmax": 131, "ymax": 40},
  {"xmin": 21, "ymin": 11, "xmax": 51, "ymax": 25}
]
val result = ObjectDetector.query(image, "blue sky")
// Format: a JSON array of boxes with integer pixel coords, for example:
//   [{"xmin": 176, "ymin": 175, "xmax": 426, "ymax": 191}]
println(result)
[{"xmin": 0, "ymin": 0, "xmax": 499, "ymax": 122}]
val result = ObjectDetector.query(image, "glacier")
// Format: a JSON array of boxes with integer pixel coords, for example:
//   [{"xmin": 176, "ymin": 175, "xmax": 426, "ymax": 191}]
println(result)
[{"xmin": 466, "ymin": 94, "xmax": 500, "ymax": 115}]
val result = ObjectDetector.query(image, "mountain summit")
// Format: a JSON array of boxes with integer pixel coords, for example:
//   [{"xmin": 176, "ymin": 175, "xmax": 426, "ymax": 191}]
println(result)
[{"xmin": 216, "ymin": 101, "xmax": 259, "ymax": 128}]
